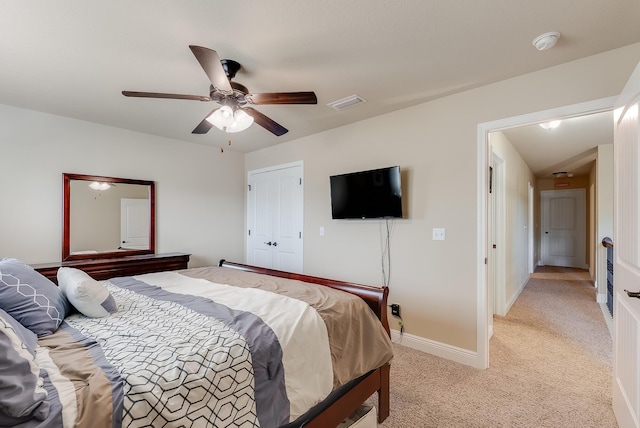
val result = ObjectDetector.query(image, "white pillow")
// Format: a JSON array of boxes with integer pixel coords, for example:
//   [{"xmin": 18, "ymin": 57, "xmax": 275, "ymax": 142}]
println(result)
[{"xmin": 57, "ymin": 268, "xmax": 117, "ymax": 318}]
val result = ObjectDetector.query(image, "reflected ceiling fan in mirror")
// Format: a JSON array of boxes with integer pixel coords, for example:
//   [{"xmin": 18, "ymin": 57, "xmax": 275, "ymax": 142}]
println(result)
[{"xmin": 122, "ymin": 45, "xmax": 317, "ymax": 150}]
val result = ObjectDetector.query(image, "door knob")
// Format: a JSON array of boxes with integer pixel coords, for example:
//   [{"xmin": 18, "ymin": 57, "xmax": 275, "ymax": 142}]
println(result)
[
  {"xmin": 272, "ymin": 242, "xmax": 278, "ymax": 247},
  {"xmin": 264, "ymin": 241, "xmax": 273, "ymax": 246}
]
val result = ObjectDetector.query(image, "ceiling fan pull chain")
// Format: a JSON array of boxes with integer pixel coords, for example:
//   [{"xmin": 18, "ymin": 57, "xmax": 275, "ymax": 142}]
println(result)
[{"xmin": 220, "ymin": 138, "xmax": 232, "ymax": 153}]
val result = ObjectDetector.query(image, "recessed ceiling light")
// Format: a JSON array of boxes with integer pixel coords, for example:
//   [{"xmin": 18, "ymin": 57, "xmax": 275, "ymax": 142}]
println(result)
[
  {"xmin": 533, "ymin": 32, "xmax": 560, "ymax": 51},
  {"xmin": 540, "ymin": 120, "xmax": 561, "ymax": 130}
]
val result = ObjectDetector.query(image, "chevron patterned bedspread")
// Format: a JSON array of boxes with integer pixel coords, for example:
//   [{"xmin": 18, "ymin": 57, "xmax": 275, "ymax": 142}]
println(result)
[{"xmin": 26, "ymin": 268, "xmax": 393, "ymax": 428}]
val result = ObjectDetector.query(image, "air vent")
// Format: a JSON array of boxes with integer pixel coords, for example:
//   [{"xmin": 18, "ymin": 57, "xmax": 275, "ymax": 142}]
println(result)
[{"xmin": 327, "ymin": 94, "xmax": 366, "ymax": 111}]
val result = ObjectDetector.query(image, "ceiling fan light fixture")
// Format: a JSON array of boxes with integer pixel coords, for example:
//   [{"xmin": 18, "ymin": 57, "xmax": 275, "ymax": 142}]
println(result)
[
  {"xmin": 207, "ymin": 106, "xmax": 253, "ymax": 133},
  {"xmin": 207, "ymin": 105, "xmax": 234, "ymax": 130},
  {"xmin": 89, "ymin": 181, "xmax": 111, "ymax": 191},
  {"xmin": 226, "ymin": 109, "xmax": 254, "ymax": 133}
]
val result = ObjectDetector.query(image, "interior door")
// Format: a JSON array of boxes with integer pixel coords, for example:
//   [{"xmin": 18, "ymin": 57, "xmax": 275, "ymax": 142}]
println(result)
[
  {"xmin": 540, "ymin": 189, "xmax": 586, "ymax": 268},
  {"xmin": 120, "ymin": 198, "xmax": 150, "ymax": 249},
  {"xmin": 612, "ymin": 61, "xmax": 640, "ymax": 428},
  {"xmin": 247, "ymin": 162, "xmax": 304, "ymax": 273}
]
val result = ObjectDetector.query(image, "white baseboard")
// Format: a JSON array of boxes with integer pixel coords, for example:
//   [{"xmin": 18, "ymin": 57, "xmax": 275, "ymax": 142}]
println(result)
[
  {"xmin": 501, "ymin": 276, "xmax": 528, "ymax": 316},
  {"xmin": 390, "ymin": 329, "xmax": 480, "ymax": 368},
  {"xmin": 598, "ymin": 302, "xmax": 613, "ymax": 337},
  {"xmin": 596, "ymin": 292, "xmax": 607, "ymax": 304}
]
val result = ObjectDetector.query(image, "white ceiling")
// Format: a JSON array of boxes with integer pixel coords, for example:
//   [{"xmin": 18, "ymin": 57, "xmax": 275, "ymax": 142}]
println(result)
[
  {"xmin": 502, "ymin": 110, "xmax": 613, "ymax": 178},
  {"xmin": 1, "ymin": 1, "xmax": 639, "ymax": 174}
]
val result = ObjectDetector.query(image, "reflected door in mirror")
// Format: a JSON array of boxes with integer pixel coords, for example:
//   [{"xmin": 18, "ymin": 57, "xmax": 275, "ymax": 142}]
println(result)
[{"xmin": 120, "ymin": 198, "xmax": 150, "ymax": 249}]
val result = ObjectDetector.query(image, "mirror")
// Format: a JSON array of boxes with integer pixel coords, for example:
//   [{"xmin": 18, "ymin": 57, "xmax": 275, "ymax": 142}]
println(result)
[{"xmin": 62, "ymin": 173, "xmax": 155, "ymax": 261}]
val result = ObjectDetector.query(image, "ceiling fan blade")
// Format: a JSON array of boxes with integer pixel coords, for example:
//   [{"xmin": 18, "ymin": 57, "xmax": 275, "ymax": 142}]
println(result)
[
  {"xmin": 122, "ymin": 91, "xmax": 210, "ymax": 101},
  {"xmin": 246, "ymin": 91, "xmax": 317, "ymax": 105},
  {"xmin": 189, "ymin": 45, "xmax": 233, "ymax": 93},
  {"xmin": 244, "ymin": 107, "xmax": 288, "ymax": 136},
  {"xmin": 192, "ymin": 109, "xmax": 218, "ymax": 134}
]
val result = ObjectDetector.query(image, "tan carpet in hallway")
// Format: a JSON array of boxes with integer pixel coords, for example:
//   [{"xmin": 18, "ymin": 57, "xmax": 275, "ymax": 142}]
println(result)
[{"xmin": 368, "ymin": 267, "xmax": 615, "ymax": 427}]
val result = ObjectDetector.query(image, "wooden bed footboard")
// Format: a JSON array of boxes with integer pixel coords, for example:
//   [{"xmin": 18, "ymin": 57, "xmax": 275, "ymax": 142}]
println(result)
[
  {"xmin": 218, "ymin": 260, "xmax": 391, "ymax": 425},
  {"xmin": 218, "ymin": 260, "xmax": 390, "ymax": 335}
]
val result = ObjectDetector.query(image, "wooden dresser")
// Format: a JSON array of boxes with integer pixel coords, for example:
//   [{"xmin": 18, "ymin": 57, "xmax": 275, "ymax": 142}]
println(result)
[{"xmin": 33, "ymin": 253, "xmax": 190, "ymax": 284}]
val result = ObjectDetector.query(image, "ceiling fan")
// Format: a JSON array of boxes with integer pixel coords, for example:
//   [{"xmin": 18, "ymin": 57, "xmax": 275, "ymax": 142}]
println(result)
[{"xmin": 122, "ymin": 45, "xmax": 317, "ymax": 137}]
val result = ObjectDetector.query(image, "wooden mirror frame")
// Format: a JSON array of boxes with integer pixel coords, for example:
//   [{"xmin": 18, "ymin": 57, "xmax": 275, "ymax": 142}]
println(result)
[{"xmin": 62, "ymin": 173, "xmax": 156, "ymax": 261}]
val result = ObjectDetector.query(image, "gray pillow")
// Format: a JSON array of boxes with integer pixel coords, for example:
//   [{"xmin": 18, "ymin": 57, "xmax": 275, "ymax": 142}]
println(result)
[
  {"xmin": 0, "ymin": 309, "xmax": 50, "ymax": 424},
  {"xmin": 0, "ymin": 308, "xmax": 37, "ymax": 355},
  {"xmin": 0, "ymin": 258, "xmax": 70, "ymax": 337}
]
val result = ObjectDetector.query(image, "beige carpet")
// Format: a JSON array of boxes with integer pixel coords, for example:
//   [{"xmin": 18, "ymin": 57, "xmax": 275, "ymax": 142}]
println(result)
[{"xmin": 368, "ymin": 267, "xmax": 615, "ymax": 427}]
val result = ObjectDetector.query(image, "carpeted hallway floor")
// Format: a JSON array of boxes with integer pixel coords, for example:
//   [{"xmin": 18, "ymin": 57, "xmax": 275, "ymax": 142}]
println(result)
[{"xmin": 368, "ymin": 266, "xmax": 615, "ymax": 427}]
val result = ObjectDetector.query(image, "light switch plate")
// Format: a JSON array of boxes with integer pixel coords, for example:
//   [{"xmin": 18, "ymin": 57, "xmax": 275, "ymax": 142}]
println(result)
[{"xmin": 432, "ymin": 228, "xmax": 445, "ymax": 240}]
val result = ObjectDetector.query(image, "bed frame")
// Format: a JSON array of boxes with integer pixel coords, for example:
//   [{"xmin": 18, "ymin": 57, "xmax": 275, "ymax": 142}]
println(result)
[{"xmin": 218, "ymin": 259, "xmax": 391, "ymax": 426}]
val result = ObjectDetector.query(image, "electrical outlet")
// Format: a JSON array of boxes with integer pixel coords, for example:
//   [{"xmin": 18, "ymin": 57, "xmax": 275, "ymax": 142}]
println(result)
[{"xmin": 391, "ymin": 303, "xmax": 401, "ymax": 317}]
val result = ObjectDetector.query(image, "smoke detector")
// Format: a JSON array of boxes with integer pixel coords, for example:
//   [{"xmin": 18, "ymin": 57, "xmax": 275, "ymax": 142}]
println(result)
[{"xmin": 533, "ymin": 32, "xmax": 560, "ymax": 51}]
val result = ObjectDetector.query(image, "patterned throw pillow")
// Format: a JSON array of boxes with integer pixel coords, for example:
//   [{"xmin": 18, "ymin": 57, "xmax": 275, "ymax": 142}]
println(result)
[
  {"xmin": 57, "ymin": 267, "xmax": 117, "ymax": 317},
  {"xmin": 0, "ymin": 308, "xmax": 50, "ymax": 425},
  {"xmin": 0, "ymin": 258, "xmax": 70, "ymax": 337}
]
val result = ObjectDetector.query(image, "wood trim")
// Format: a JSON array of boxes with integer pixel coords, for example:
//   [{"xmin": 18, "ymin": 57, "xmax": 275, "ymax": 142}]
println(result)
[
  {"xmin": 62, "ymin": 173, "xmax": 156, "ymax": 261},
  {"xmin": 34, "ymin": 253, "xmax": 190, "ymax": 284},
  {"xmin": 217, "ymin": 259, "xmax": 391, "ymax": 425},
  {"xmin": 303, "ymin": 364, "xmax": 390, "ymax": 427}
]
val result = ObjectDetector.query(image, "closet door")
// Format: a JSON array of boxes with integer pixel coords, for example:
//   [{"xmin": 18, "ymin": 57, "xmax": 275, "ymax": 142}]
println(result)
[{"xmin": 247, "ymin": 162, "xmax": 303, "ymax": 273}]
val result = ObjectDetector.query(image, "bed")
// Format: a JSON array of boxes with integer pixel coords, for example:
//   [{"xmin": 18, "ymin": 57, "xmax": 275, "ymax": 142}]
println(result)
[{"xmin": 0, "ymin": 257, "xmax": 393, "ymax": 427}]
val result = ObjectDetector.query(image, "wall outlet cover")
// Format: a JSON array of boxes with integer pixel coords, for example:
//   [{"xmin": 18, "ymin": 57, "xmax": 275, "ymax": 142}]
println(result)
[{"xmin": 432, "ymin": 228, "xmax": 446, "ymax": 240}]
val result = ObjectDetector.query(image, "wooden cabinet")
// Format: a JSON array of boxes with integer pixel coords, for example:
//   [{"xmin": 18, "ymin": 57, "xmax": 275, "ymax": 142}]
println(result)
[{"xmin": 34, "ymin": 253, "xmax": 190, "ymax": 284}]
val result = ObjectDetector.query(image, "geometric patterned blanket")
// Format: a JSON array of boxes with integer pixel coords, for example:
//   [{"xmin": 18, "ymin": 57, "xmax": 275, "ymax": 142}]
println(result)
[
  {"xmin": 30, "ymin": 268, "xmax": 392, "ymax": 428},
  {"xmin": 57, "ymin": 277, "xmax": 290, "ymax": 427}
]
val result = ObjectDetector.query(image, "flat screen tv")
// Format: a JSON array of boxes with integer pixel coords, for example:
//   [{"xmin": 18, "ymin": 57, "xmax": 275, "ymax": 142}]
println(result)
[{"xmin": 330, "ymin": 166, "xmax": 403, "ymax": 219}]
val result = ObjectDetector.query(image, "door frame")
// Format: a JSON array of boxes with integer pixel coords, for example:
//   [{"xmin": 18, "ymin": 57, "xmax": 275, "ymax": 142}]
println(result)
[
  {"xmin": 528, "ymin": 182, "xmax": 535, "ymax": 274},
  {"xmin": 476, "ymin": 96, "xmax": 617, "ymax": 369},
  {"xmin": 489, "ymin": 150, "xmax": 506, "ymax": 318}
]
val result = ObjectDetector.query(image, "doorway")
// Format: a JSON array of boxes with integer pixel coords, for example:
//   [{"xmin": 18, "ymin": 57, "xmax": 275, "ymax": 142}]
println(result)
[{"xmin": 476, "ymin": 96, "xmax": 617, "ymax": 369}]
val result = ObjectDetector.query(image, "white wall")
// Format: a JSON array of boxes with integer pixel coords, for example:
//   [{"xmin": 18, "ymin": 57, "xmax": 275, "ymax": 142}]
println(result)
[
  {"xmin": 596, "ymin": 144, "xmax": 614, "ymax": 297},
  {"xmin": 245, "ymin": 43, "xmax": 640, "ymax": 355},
  {"xmin": 489, "ymin": 131, "xmax": 536, "ymax": 314},
  {"xmin": 0, "ymin": 104, "xmax": 246, "ymax": 267},
  {"xmin": 2, "ymin": 43, "xmax": 638, "ymax": 364}
]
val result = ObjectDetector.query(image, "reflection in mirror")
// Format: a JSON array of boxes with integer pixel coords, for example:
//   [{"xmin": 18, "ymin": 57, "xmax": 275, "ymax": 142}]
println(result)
[{"xmin": 63, "ymin": 173, "xmax": 155, "ymax": 261}]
